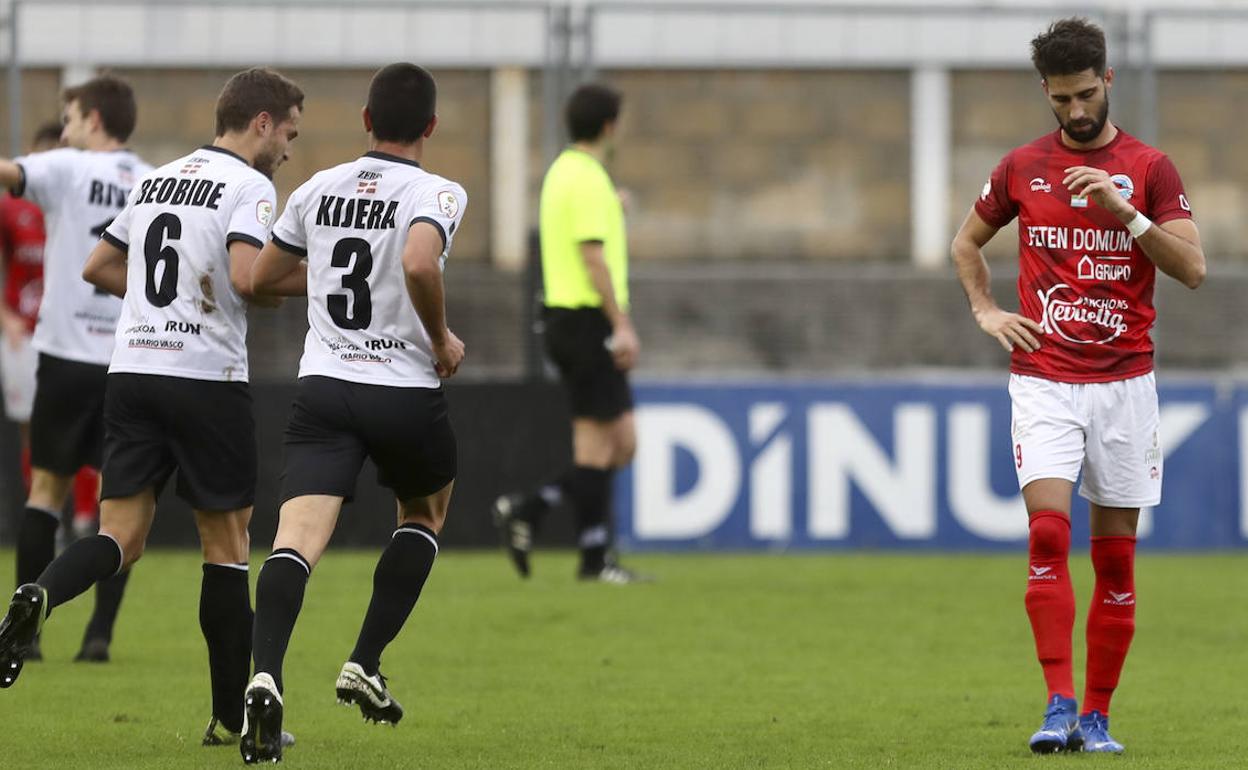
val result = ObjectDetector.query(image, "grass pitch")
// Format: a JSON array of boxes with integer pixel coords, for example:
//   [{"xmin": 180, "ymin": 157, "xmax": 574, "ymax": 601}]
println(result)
[{"xmin": 0, "ymin": 548, "xmax": 1244, "ymax": 769}]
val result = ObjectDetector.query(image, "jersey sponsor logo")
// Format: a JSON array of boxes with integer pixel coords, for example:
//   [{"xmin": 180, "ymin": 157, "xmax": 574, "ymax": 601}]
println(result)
[
  {"xmin": 257, "ymin": 199, "xmax": 274, "ymax": 227},
  {"xmin": 1077, "ymin": 256, "xmax": 1132, "ymax": 282},
  {"xmin": 322, "ymin": 335, "xmax": 393, "ymax": 364},
  {"xmin": 1036, "ymin": 284, "xmax": 1129, "ymax": 345},
  {"xmin": 1029, "ymin": 177, "xmax": 1051, "ymax": 193},
  {"xmin": 128, "ymin": 337, "xmax": 184, "ymax": 352},
  {"xmin": 315, "ymin": 195, "xmax": 399, "ymax": 230},
  {"xmin": 437, "ymin": 190, "xmax": 460, "ymax": 219},
  {"xmin": 1179, "ymin": 193, "xmax": 1191, "ymax": 212},
  {"xmin": 1110, "ymin": 173, "xmax": 1134, "ymax": 201},
  {"xmin": 365, "ymin": 338, "xmax": 407, "ymax": 351},
  {"xmin": 357, "ymin": 170, "xmax": 382, "ymax": 181},
  {"xmin": 136, "ymin": 176, "xmax": 226, "ymax": 210},
  {"xmin": 180, "ymin": 157, "xmax": 208, "ymax": 175},
  {"xmin": 1026, "ymin": 226, "xmax": 1133, "ymax": 253},
  {"xmin": 164, "ymin": 320, "xmax": 201, "ymax": 335},
  {"xmin": 356, "ymin": 179, "xmax": 378, "ymax": 195}
]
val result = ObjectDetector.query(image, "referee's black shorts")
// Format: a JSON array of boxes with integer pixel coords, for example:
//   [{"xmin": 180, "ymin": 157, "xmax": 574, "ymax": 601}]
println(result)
[
  {"xmin": 280, "ymin": 375, "xmax": 457, "ymax": 504},
  {"xmin": 30, "ymin": 353, "xmax": 108, "ymax": 474},
  {"xmin": 542, "ymin": 306, "xmax": 633, "ymax": 421},
  {"xmin": 100, "ymin": 373, "xmax": 256, "ymax": 511}
]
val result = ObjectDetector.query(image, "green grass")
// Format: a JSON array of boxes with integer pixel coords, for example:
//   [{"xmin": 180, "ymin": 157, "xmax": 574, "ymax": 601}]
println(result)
[{"xmin": 0, "ymin": 548, "xmax": 1244, "ymax": 769}]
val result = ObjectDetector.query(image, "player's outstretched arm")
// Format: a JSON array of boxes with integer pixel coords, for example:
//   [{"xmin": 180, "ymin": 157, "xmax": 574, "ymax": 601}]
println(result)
[
  {"xmin": 951, "ymin": 207, "xmax": 1044, "ymax": 353},
  {"xmin": 82, "ymin": 240, "xmax": 129, "ymax": 298},
  {"xmin": 402, "ymin": 221, "xmax": 463, "ymax": 378},
  {"xmin": 248, "ymin": 240, "xmax": 307, "ymax": 298}
]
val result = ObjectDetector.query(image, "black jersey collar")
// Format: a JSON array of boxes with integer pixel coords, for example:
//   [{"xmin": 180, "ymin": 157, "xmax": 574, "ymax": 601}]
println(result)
[{"xmin": 363, "ymin": 150, "xmax": 421, "ymax": 168}]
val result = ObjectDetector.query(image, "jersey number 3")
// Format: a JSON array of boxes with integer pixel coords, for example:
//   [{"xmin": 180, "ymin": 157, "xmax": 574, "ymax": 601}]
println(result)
[
  {"xmin": 328, "ymin": 237, "xmax": 373, "ymax": 330},
  {"xmin": 144, "ymin": 213, "xmax": 181, "ymax": 308}
]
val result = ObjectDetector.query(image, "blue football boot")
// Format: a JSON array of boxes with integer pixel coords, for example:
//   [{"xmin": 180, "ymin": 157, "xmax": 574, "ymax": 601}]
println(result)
[
  {"xmin": 1079, "ymin": 711, "xmax": 1125, "ymax": 753},
  {"xmin": 1029, "ymin": 694, "xmax": 1085, "ymax": 754}
]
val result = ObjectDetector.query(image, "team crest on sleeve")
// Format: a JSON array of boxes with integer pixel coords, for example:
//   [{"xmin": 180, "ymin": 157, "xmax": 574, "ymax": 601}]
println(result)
[
  {"xmin": 1179, "ymin": 194, "xmax": 1191, "ymax": 212},
  {"xmin": 980, "ymin": 180, "xmax": 991, "ymax": 201},
  {"xmin": 1110, "ymin": 174, "xmax": 1134, "ymax": 201},
  {"xmin": 257, "ymin": 200, "xmax": 274, "ymax": 227},
  {"xmin": 437, "ymin": 190, "xmax": 459, "ymax": 219}
]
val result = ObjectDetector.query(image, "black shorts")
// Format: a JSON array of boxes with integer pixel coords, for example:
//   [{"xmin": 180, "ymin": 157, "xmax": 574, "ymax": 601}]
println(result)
[
  {"xmin": 30, "ymin": 353, "xmax": 108, "ymax": 474},
  {"xmin": 280, "ymin": 376, "xmax": 457, "ymax": 504},
  {"xmin": 100, "ymin": 373, "xmax": 256, "ymax": 511},
  {"xmin": 542, "ymin": 307, "xmax": 633, "ymax": 420}
]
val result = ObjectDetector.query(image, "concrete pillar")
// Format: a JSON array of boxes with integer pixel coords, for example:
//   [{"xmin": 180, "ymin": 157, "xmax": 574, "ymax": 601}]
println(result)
[
  {"xmin": 910, "ymin": 65, "xmax": 951, "ymax": 269},
  {"xmin": 490, "ymin": 66, "xmax": 529, "ymax": 272}
]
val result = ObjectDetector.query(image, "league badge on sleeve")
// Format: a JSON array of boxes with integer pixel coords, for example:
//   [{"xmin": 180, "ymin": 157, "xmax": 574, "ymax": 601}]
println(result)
[
  {"xmin": 257, "ymin": 200, "xmax": 274, "ymax": 227},
  {"xmin": 437, "ymin": 190, "xmax": 459, "ymax": 220}
]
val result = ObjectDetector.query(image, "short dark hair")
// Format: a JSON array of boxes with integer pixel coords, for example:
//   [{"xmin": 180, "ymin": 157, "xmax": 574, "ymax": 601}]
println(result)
[
  {"xmin": 366, "ymin": 63, "xmax": 437, "ymax": 144},
  {"xmin": 565, "ymin": 84, "xmax": 621, "ymax": 143},
  {"xmin": 62, "ymin": 75, "xmax": 136, "ymax": 142},
  {"xmin": 33, "ymin": 121, "xmax": 63, "ymax": 147},
  {"xmin": 215, "ymin": 68, "xmax": 304, "ymax": 137},
  {"xmin": 1031, "ymin": 18, "xmax": 1107, "ymax": 78}
]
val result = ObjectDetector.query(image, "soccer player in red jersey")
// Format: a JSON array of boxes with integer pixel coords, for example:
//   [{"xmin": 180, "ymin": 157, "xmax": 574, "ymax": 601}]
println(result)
[
  {"xmin": 951, "ymin": 18, "xmax": 1205, "ymax": 755},
  {"xmin": 0, "ymin": 125, "xmax": 101, "ymax": 539}
]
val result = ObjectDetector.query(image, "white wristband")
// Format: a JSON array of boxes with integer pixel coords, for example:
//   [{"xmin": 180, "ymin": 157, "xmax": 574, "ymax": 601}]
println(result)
[{"xmin": 1126, "ymin": 211, "xmax": 1152, "ymax": 238}]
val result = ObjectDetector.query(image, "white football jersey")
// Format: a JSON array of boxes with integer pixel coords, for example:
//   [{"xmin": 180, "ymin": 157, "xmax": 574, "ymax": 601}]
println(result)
[
  {"xmin": 103, "ymin": 146, "xmax": 276, "ymax": 382},
  {"xmin": 16, "ymin": 147, "xmax": 152, "ymax": 366},
  {"xmin": 271, "ymin": 151, "xmax": 467, "ymax": 388}
]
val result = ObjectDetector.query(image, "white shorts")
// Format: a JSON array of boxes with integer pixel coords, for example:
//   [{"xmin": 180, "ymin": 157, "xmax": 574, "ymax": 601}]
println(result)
[
  {"xmin": 0, "ymin": 333, "xmax": 38, "ymax": 423},
  {"xmin": 1009, "ymin": 372, "xmax": 1161, "ymax": 508}
]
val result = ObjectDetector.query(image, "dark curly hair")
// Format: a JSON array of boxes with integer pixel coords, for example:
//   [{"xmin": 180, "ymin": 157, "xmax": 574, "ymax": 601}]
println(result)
[{"xmin": 1030, "ymin": 18, "xmax": 1107, "ymax": 79}]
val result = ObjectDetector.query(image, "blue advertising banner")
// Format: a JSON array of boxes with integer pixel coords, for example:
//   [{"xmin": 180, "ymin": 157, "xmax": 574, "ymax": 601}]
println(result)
[{"xmin": 615, "ymin": 378, "xmax": 1245, "ymax": 550}]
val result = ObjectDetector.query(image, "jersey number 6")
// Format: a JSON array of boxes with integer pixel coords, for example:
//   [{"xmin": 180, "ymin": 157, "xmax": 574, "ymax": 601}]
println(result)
[
  {"xmin": 328, "ymin": 237, "xmax": 373, "ymax": 330},
  {"xmin": 144, "ymin": 213, "xmax": 181, "ymax": 308}
]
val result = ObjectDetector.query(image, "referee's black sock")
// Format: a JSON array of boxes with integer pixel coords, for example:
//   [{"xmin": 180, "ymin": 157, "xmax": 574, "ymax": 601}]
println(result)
[
  {"xmin": 565, "ymin": 466, "xmax": 611, "ymax": 575},
  {"xmin": 200, "ymin": 563, "xmax": 252, "ymax": 733},
  {"xmin": 15, "ymin": 506, "xmax": 59, "ymax": 588},
  {"xmin": 349, "ymin": 524, "xmax": 438, "ymax": 677},
  {"xmin": 82, "ymin": 569, "xmax": 131, "ymax": 645},
  {"xmin": 37, "ymin": 534, "xmax": 123, "ymax": 617},
  {"xmin": 252, "ymin": 548, "xmax": 311, "ymax": 693}
]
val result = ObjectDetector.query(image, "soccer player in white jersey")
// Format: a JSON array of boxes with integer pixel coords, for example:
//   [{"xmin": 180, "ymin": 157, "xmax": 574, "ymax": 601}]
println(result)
[
  {"xmin": 0, "ymin": 76, "xmax": 152, "ymax": 663},
  {"xmin": 240, "ymin": 63, "xmax": 466, "ymax": 764},
  {"xmin": 0, "ymin": 68, "xmax": 303, "ymax": 749}
]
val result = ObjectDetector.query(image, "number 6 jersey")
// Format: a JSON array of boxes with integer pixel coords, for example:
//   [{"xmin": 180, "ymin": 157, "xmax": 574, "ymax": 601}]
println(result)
[
  {"xmin": 270, "ymin": 151, "xmax": 467, "ymax": 389},
  {"xmin": 103, "ymin": 145, "xmax": 276, "ymax": 382}
]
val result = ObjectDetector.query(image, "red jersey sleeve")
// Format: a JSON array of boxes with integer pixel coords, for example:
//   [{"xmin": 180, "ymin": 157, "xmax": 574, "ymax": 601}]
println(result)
[
  {"xmin": 973, "ymin": 153, "xmax": 1018, "ymax": 228},
  {"xmin": 1146, "ymin": 153, "xmax": 1192, "ymax": 225}
]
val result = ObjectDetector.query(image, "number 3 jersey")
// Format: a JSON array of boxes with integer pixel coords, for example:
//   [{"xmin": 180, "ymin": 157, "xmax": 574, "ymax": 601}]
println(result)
[
  {"xmin": 102, "ymin": 146, "xmax": 276, "ymax": 382},
  {"xmin": 14, "ymin": 147, "xmax": 152, "ymax": 366},
  {"xmin": 270, "ymin": 151, "xmax": 467, "ymax": 389}
]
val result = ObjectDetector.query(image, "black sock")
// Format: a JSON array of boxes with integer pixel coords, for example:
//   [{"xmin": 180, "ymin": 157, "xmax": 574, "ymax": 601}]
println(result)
[
  {"xmin": 563, "ymin": 466, "xmax": 610, "ymax": 574},
  {"xmin": 37, "ymin": 534, "xmax": 123, "ymax": 617},
  {"xmin": 349, "ymin": 524, "xmax": 439, "ymax": 676},
  {"xmin": 81, "ymin": 569, "xmax": 131, "ymax": 645},
  {"xmin": 200, "ymin": 563, "xmax": 252, "ymax": 733},
  {"xmin": 252, "ymin": 549, "xmax": 310, "ymax": 693},
  {"xmin": 16, "ymin": 506, "xmax": 59, "ymax": 587}
]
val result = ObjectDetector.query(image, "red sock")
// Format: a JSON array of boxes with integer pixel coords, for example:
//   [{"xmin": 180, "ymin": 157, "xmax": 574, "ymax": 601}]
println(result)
[
  {"xmin": 73, "ymin": 467, "xmax": 99, "ymax": 519},
  {"xmin": 1083, "ymin": 536, "xmax": 1136, "ymax": 716},
  {"xmin": 1025, "ymin": 511, "xmax": 1075, "ymax": 700}
]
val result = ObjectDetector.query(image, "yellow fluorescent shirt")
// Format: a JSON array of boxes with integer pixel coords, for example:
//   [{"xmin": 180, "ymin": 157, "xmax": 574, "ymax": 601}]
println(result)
[{"xmin": 539, "ymin": 148, "xmax": 629, "ymax": 310}]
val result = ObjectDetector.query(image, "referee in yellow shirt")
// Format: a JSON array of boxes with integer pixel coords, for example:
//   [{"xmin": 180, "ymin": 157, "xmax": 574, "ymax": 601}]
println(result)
[{"xmin": 493, "ymin": 83, "xmax": 646, "ymax": 584}]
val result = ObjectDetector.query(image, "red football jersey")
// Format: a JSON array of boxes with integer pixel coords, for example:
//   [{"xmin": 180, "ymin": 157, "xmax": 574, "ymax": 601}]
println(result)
[
  {"xmin": 975, "ymin": 128, "xmax": 1192, "ymax": 383},
  {"xmin": 0, "ymin": 193, "xmax": 45, "ymax": 332}
]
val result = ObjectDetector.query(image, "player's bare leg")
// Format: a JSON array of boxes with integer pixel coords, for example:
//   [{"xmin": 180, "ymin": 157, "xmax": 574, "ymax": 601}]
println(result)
[
  {"xmin": 244, "ymin": 495, "xmax": 342, "ymax": 764},
  {"xmin": 336, "ymin": 482, "xmax": 453, "ymax": 726},
  {"xmin": 1079, "ymin": 503, "xmax": 1138, "ymax": 753},
  {"xmin": 1021, "ymin": 478, "xmax": 1082, "ymax": 753}
]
